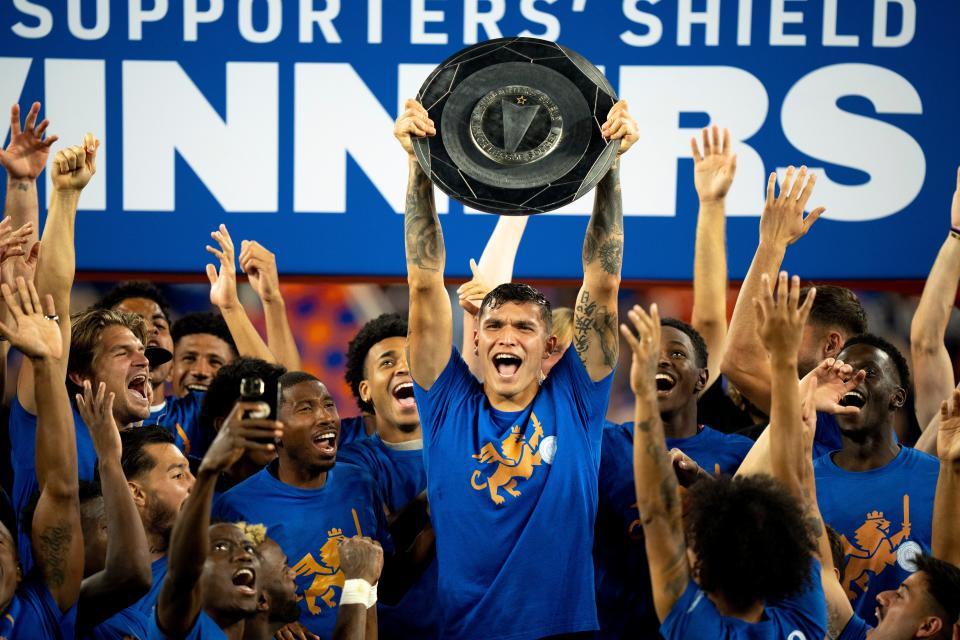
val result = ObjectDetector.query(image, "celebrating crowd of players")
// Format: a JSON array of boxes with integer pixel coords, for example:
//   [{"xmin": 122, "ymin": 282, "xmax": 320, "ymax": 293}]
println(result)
[{"xmin": 0, "ymin": 96, "xmax": 957, "ymax": 640}]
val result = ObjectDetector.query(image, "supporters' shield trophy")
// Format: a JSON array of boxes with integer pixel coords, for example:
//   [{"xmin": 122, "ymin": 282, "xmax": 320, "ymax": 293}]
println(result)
[{"xmin": 413, "ymin": 37, "xmax": 620, "ymax": 215}]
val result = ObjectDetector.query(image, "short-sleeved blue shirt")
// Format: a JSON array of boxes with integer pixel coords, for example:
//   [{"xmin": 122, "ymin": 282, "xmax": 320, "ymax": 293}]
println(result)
[
  {"xmin": 149, "ymin": 392, "xmax": 207, "ymax": 457},
  {"xmin": 87, "ymin": 555, "xmax": 167, "ymax": 639},
  {"xmin": 213, "ymin": 462, "xmax": 392, "ymax": 639},
  {"xmin": 413, "ymin": 347, "xmax": 614, "ymax": 640},
  {"xmin": 660, "ymin": 560, "xmax": 827, "ymax": 639},
  {"xmin": 147, "ymin": 609, "xmax": 226, "ymax": 639},
  {"xmin": 338, "ymin": 415, "xmax": 373, "ymax": 447},
  {"xmin": 0, "ymin": 574, "xmax": 77, "ymax": 639},
  {"xmin": 815, "ymin": 445, "xmax": 938, "ymax": 626},
  {"xmin": 837, "ymin": 614, "xmax": 871, "ymax": 640},
  {"xmin": 339, "ymin": 435, "xmax": 437, "ymax": 639}
]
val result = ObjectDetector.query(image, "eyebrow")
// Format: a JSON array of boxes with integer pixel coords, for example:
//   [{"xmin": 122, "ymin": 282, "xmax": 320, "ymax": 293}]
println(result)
[
  {"xmin": 378, "ymin": 350, "xmax": 400, "ymax": 359},
  {"xmin": 167, "ymin": 463, "xmax": 186, "ymax": 472}
]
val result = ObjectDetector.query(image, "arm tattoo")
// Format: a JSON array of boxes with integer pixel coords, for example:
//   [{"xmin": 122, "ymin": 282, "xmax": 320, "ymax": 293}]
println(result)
[
  {"xmin": 37, "ymin": 521, "xmax": 72, "ymax": 588},
  {"xmin": 404, "ymin": 167, "xmax": 443, "ymax": 273},
  {"xmin": 583, "ymin": 168, "xmax": 624, "ymax": 276},
  {"xmin": 15, "ymin": 182, "xmax": 30, "ymax": 191},
  {"xmin": 573, "ymin": 290, "xmax": 619, "ymax": 368}
]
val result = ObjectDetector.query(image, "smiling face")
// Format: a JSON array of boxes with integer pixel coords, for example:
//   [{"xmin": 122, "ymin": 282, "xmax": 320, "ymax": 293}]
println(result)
[
  {"xmin": 359, "ymin": 336, "xmax": 419, "ymax": 434},
  {"xmin": 870, "ymin": 572, "xmax": 943, "ymax": 639},
  {"xmin": 76, "ymin": 324, "xmax": 151, "ymax": 425},
  {"xmin": 201, "ymin": 523, "xmax": 262, "ymax": 619},
  {"xmin": 653, "ymin": 326, "xmax": 707, "ymax": 415},
  {"xmin": 834, "ymin": 343, "xmax": 905, "ymax": 437},
  {"xmin": 171, "ymin": 333, "xmax": 236, "ymax": 397},
  {"xmin": 114, "ymin": 297, "xmax": 173, "ymax": 390},
  {"xmin": 475, "ymin": 302, "xmax": 555, "ymax": 405},
  {"xmin": 277, "ymin": 380, "xmax": 340, "ymax": 476}
]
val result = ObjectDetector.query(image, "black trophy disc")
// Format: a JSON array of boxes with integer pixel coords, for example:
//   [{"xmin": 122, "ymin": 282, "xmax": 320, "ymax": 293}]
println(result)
[{"xmin": 413, "ymin": 37, "xmax": 619, "ymax": 215}]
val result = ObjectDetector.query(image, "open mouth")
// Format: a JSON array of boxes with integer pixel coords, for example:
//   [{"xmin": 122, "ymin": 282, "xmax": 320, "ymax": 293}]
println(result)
[
  {"xmin": 655, "ymin": 372, "xmax": 677, "ymax": 396},
  {"xmin": 232, "ymin": 567, "xmax": 257, "ymax": 595},
  {"xmin": 840, "ymin": 389, "xmax": 867, "ymax": 409},
  {"xmin": 186, "ymin": 383, "xmax": 209, "ymax": 393},
  {"xmin": 127, "ymin": 374, "xmax": 148, "ymax": 402},
  {"xmin": 493, "ymin": 353, "xmax": 523, "ymax": 378},
  {"xmin": 392, "ymin": 382, "xmax": 416, "ymax": 409},
  {"xmin": 312, "ymin": 429, "xmax": 338, "ymax": 456}
]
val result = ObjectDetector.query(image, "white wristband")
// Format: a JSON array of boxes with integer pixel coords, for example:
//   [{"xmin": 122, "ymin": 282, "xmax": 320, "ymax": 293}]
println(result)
[
  {"xmin": 340, "ymin": 579, "xmax": 373, "ymax": 607},
  {"xmin": 366, "ymin": 582, "xmax": 378, "ymax": 609}
]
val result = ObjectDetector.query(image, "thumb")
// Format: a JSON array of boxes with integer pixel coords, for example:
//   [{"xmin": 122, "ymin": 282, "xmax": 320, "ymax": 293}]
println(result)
[
  {"xmin": 205, "ymin": 263, "xmax": 218, "ymax": 285},
  {"xmin": 83, "ymin": 132, "xmax": 99, "ymax": 171},
  {"xmin": 27, "ymin": 241, "xmax": 40, "ymax": 266},
  {"xmin": 469, "ymin": 258, "xmax": 480, "ymax": 278}
]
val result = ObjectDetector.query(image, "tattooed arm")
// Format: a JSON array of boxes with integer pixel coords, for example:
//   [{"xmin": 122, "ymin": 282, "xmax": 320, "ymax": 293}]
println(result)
[
  {"xmin": 622, "ymin": 304, "xmax": 689, "ymax": 622},
  {"xmin": 395, "ymin": 100, "xmax": 451, "ymax": 389},
  {"xmin": 573, "ymin": 101, "xmax": 636, "ymax": 381}
]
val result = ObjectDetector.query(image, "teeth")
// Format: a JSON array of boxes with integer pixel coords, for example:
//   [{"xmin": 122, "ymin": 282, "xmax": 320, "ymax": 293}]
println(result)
[
  {"xmin": 655, "ymin": 373, "xmax": 675, "ymax": 382},
  {"xmin": 321, "ymin": 432, "xmax": 335, "ymax": 439},
  {"xmin": 395, "ymin": 382, "xmax": 413, "ymax": 391}
]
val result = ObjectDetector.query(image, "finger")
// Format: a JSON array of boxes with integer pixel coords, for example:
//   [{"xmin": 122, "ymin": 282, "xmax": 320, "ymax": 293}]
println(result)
[
  {"xmin": 61, "ymin": 147, "xmax": 78, "ymax": 171},
  {"xmin": 778, "ymin": 166, "xmax": 795, "ymax": 202},
  {"xmin": 14, "ymin": 277, "xmax": 33, "ymax": 315},
  {"xmin": 237, "ymin": 438, "xmax": 276, "ymax": 452},
  {"xmin": 701, "ymin": 127, "xmax": 711, "ymax": 157},
  {"xmin": 798, "ymin": 285, "xmax": 816, "ymax": 324},
  {"xmin": 753, "ymin": 297, "xmax": 767, "ymax": 331},
  {"xmin": 0, "ymin": 284, "xmax": 21, "ymax": 320},
  {"xmin": 9, "ymin": 104, "xmax": 20, "ymax": 137},
  {"xmin": 23, "ymin": 102, "xmax": 39, "ymax": 132},
  {"xmin": 27, "ymin": 241, "xmax": 40, "ymax": 266},
  {"xmin": 802, "ymin": 207, "xmax": 825, "ymax": 234},
  {"xmin": 205, "ymin": 263, "xmax": 218, "ymax": 286},
  {"xmin": 833, "ymin": 405, "xmax": 861, "ymax": 416},
  {"xmin": 26, "ymin": 279, "xmax": 41, "ymax": 316},
  {"xmin": 787, "ymin": 274, "xmax": 801, "ymax": 310},
  {"xmin": 34, "ymin": 118, "xmax": 49, "ymax": 137},
  {"xmin": 797, "ymin": 171, "xmax": 818, "ymax": 210},
  {"xmin": 95, "ymin": 380, "xmax": 107, "ymax": 408},
  {"xmin": 721, "ymin": 127, "xmax": 730, "ymax": 156},
  {"xmin": 776, "ymin": 271, "xmax": 788, "ymax": 308},
  {"xmin": 690, "ymin": 137, "xmax": 702, "ymax": 163},
  {"xmin": 845, "ymin": 370, "xmax": 867, "ymax": 390},
  {"xmin": 942, "ymin": 399, "xmax": 949, "ymax": 422},
  {"xmin": 42, "ymin": 294, "xmax": 55, "ymax": 318},
  {"xmin": 766, "ymin": 172, "xmax": 777, "ymax": 205},
  {"xmin": 619, "ymin": 323, "xmax": 640, "ymax": 352},
  {"xmin": 468, "ymin": 258, "xmax": 480, "ymax": 278},
  {"xmin": 217, "ymin": 224, "xmax": 235, "ymax": 252},
  {"xmin": 711, "ymin": 124, "xmax": 720, "ymax": 155},
  {"xmin": 758, "ymin": 273, "xmax": 773, "ymax": 314},
  {"xmin": 205, "ymin": 245, "xmax": 225, "ymax": 262},
  {"xmin": 788, "ymin": 166, "xmax": 807, "ymax": 201},
  {"xmin": 952, "ymin": 388, "xmax": 960, "ymax": 418},
  {"xmin": 42, "ymin": 133, "xmax": 58, "ymax": 147}
]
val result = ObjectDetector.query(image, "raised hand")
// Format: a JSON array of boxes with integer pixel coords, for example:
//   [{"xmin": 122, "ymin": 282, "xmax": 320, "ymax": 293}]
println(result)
[
  {"xmin": 394, "ymin": 99, "xmax": 436, "ymax": 156},
  {"xmin": 0, "ymin": 102, "xmax": 58, "ymax": 181},
  {"xmin": 601, "ymin": 100, "xmax": 639, "ymax": 156},
  {"xmin": 0, "ymin": 277, "xmax": 61, "ymax": 360},
  {"xmin": 206, "ymin": 224, "xmax": 239, "ymax": 309},
  {"xmin": 951, "ymin": 167, "xmax": 960, "ymax": 230},
  {"xmin": 691, "ymin": 125, "xmax": 737, "ymax": 203},
  {"xmin": 938, "ymin": 389, "xmax": 960, "ymax": 463},
  {"xmin": 619, "ymin": 303, "xmax": 660, "ymax": 398},
  {"xmin": 754, "ymin": 272, "xmax": 815, "ymax": 360},
  {"xmin": 0, "ymin": 218, "xmax": 33, "ymax": 267},
  {"xmin": 456, "ymin": 258, "xmax": 490, "ymax": 317},
  {"xmin": 238, "ymin": 239, "xmax": 280, "ymax": 304},
  {"xmin": 339, "ymin": 536, "xmax": 384, "ymax": 584},
  {"xmin": 198, "ymin": 400, "xmax": 282, "ymax": 475},
  {"xmin": 76, "ymin": 381, "xmax": 121, "ymax": 461},
  {"xmin": 275, "ymin": 621, "xmax": 320, "ymax": 640},
  {"xmin": 51, "ymin": 132, "xmax": 99, "ymax": 193},
  {"xmin": 800, "ymin": 357, "xmax": 866, "ymax": 417},
  {"xmin": 759, "ymin": 166, "xmax": 824, "ymax": 249}
]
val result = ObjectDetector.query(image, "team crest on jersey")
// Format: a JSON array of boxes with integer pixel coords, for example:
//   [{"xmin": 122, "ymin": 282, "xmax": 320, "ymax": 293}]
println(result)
[
  {"xmin": 841, "ymin": 496, "xmax": 914, "ymax": 599},
  {"xmin": 470, "ymin": 413, "xmax": 552, "ymax": 505},
  {"xmin": 291, "ymin": 509, "xmax": 364, "ymax": 614}
]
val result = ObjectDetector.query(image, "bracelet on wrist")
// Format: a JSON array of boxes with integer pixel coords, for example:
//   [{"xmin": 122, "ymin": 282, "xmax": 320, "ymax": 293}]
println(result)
[{"xmin": 950, "ymin": 226, "xmax": 960, "ymax": 240}]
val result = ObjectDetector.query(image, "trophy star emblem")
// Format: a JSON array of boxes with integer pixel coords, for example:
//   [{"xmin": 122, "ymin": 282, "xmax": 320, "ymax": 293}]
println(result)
[{"xmin": 516, "ymin": 95, "xmax": 527, "ymax": 105}]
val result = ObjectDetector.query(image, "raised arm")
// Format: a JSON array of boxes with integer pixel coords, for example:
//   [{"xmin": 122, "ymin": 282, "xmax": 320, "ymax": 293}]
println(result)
[
  {"xmin": 622, "ymin": 304, "xmax": 689, "ymax": 621},
  {"xmin": 206, "ymin": 224, "xmax": 275, "ymax": 363},
  {"xmin": 75, "ymin": 381, "xmax": 151, "ymax": 629},
  {"xmin": 690, "ymin": 126, "xmax": 735, "ymax": 392},
  {"xmin": 934, "ymin": 389, "xmax": 960, "ymax": 565},
  {"xmin": 458, "ymin": 216, "xmax": 529, "ymax": 376},
  {"xmin": 395, "ymin": 100, "xmax": 450, "ymax": 388},
  {"xmin": 333, "ymin": 536, "xmax": 384, "ymax": 640},
  {"xmin": 157, "ymin": 401, "xmax": 282, "ymax": 635},
  {"xmin": 573, "ymin": 101, "xmax": 636, "ymax": 381},
  {"xmin": 1, "ymin": 102, "xmax": 54, "ymax": 245},
  {"xmin": 0, "ymin": 280, "xmax": 83, "ymax": 612},
  {"xmin": 720, "ymin": 167, "xmax": 824, "ymax": 413},
  {"xmin": 910, "ymin": 168, "xmax": 960, "ymax": 430},
  {"xmin": 238, "ymin": 239, "xmax": 302, "ymax": 370}
]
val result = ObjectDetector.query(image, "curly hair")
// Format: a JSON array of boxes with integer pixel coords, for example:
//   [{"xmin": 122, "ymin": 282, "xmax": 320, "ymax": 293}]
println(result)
[
  {"xmin": 97, "ymin": 281, "xmax": 171, "ymax": 322},
  {"xmin": 840, "ymin": 333, "xmax": 912, "ymax": 392},
  {"xmin": 199, "ymin": 357, "xmax": 286, "ymax": 431},
  {"xmin": 661, "ymin": 317, "xmax": 708, "ymax": 369},
  {"xmin": 344, "ymin": 314, "xmax": 408, "ymax": 414},
  {"xmin": 685, "ymin": 474, "xmax": 817, "ymax": 611},
  {"xmin": 171, "ymin": 312, "xmax": 237, "ymax": 355}
]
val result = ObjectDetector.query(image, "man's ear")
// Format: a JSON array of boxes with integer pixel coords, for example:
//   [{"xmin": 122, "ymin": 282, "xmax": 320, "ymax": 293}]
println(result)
[
  {"xmin": 213, "ymin": 416, "xmax": 225, "ymax": 433},
  {"xmin": 128, "ymin": 481, "xmax": 147, "ymax": 508},
  {"xmin": 823, "ymin": 331, "xmax": 844, "ymax": 359},
  {"xmin": 890, "ymin": 387, "xmax": 907, "ymax": 410},
  {"xmin": 256, "ymin": 591, "xmax": 270, "ymax": 613},
  {"xmin": 67, "ymin": 371, "xmax": 90, "ymax": 391},
  {"xmin": 359, "ymin": 380, "xmax": 372, "ymax": 406},
  {"xmin": 543, "ymin": 335, "xmax": 558, "ymax": 361},
  {"xmin": 915, "ymin": 615, "xmax": 944, "ymax": 638},
  {"xmin": 696, "ymin": 368, "xmax": 708, "ymax": 392},
  {"xmin": 473, "ymin": 329, "xmax": 479, "ymax": 355}
]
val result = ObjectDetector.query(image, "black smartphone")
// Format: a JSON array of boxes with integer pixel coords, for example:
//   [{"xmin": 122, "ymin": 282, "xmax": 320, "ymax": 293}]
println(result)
[{"xmin": 240, "ymin": 377, "xmax": 277, "ymax": 444}]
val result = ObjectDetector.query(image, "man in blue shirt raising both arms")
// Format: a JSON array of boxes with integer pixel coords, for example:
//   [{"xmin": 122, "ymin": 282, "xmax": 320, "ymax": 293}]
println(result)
[{"xmin": 395, "ymin": 97, "xmax": 637, "ymax": 640}]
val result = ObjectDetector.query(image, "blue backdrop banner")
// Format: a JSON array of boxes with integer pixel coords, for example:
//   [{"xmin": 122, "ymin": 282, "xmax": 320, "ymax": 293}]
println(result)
[{"xmin": 1, "ymin": 0, "xmax": 956, "ymax": 280}]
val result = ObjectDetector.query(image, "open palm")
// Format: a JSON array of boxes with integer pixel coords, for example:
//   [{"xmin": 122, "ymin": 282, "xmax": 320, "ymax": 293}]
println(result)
[
  {"xmin": 206, "ymin": 224, "xmax": 239, "ymax": 308},
  {"xmin": 692, "ymin": 125, "xmax": 736, "ymax": 203},
  {"xmin": 0, "ymin": 103, "xmax": 58, "ymax": 180},
  {"xmin": 0, "ymin": 279, "xmax": 61, "ymax": 360}
]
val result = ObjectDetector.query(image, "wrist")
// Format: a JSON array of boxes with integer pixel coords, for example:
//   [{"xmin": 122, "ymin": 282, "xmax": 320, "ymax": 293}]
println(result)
[
  {"xmin": 7, "ymin": 176, "xmax": 36, "ymax": 188},
  {"xmin": 261, "ymin": 291, "xmax": 283, "ymax": 307},
  {"xmin": 698, "ymin": 197, "xmax": 726, "ymax": 209},
  {"xmin": 950, "ymin": 226, "xmax": 960, "ymax": 241},
  {"xmin": 757, "ymin": 238, "xmax": 788, "ymax": 255},
  {"xmin": 217, "ymin": 295, "xmax": 241, "ymax": 312},
  {"xmin": 340, "ymin": 578, "xmax": 377, "ymax": 608},
  {"xmin": 770, "ymin": 355, "xmax": 799, "ymax": 371}
]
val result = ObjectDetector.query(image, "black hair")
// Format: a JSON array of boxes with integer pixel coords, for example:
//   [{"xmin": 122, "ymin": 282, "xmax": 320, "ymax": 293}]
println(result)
[
  {"xmin": 661, "ymin": 317, "xmax": 709, "ymax": 369},
  {"xmin": 686, "ymin": 474, "xmax": 817, "ymax": 612},
  {"xmin": 800, "ymin": 285, "xmax": 867, "ymax": 338},
  {"xmin": 344, "ymin": 313, "xmax": 408, "ymax": 414},
  {"xmin": 171, "ymin": 312, "xmax": 238, "ymax": 355},
  {"xmin": 199, "ymin": 357, "xmax": 286, "ymax": 431},
  {"xmin": 0, "ymin": 488, "xmax": 15, "ymax": 546},
  {"xmin": 914, "ymin": 554, "xmax": 960, "ymax": 630},
  {"xmin": 20, "ymin": 480, "xmax": 101, "ymax": 539},
  {"xmin": 840, "ymin": 333, "xmax": 912, "ymax": 392},
  {"xmin": 825, "ymin": 524, "xmax": 847, "ymax": 583},
  {"xmin": 479, "ymin": 283, "xmax": 552, "ymax": 331},
  {"xmin": 97, "ymin": 281, "xmax": 171, "ymax": 322},
  {"xmin": 120, "ymin": 426, "xmax": 176, "ymax": 481}
]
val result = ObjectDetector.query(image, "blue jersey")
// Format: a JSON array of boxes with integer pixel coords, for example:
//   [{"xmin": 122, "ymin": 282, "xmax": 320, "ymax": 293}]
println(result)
[
  {"xmin": 147, "ymin": 610, "xmax": 225, "ymax": 639},
  {"xmin": 815, "ymin": 445, "xmax": 938, "ymax": 627},
  {"xmin": 413, "ymin": 347, "xmax": 613, "ymax": 640},
  {"xmin": 149, "ymin": 392, "xmax": 207, "ymax": 457},
  {"xmin": 0, "ymin": 574, "xmax": 77, "ymax": 639},
  {"xmin": 814, "ymin": 413, "xmax": 844, "ymax": 459},
  {"xmin": 339, "ymin": 435, "xmax": 437, "ymax": 639},
  {"xmin": 837, "ymin": 614, "xmax": 871, "ymax": 640},
  {"xmin": 88, "ymin": 556, "xmax": 167, "ymax": 640},
  {"xmin": 660, "ymin": 560, "xmax": 826, "ymax": 639},
  {"xmin": 213, "ymin": 463, "xmax": 392, "ymax": 639},
  {"xmin": 339, "ymin": 415, "xmax": 374, "ymax": 447}
]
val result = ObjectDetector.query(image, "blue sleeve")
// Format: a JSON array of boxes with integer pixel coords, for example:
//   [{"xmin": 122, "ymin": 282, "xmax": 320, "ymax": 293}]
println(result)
[
  {"xmin": 411, "ymin": 348, "xmax": 480, "ymax": 444},
  {"xmin": 660, "ymin": 581, "xmax": 724, "ymax": 639},
  {"xmin": 370, "ymin": 477, "xmax": 395, "ymax": 555},
  {"xmin": 545, "ymin": 346, "xmax": 615, "ymax": 434},
  {"xmin": 211, "ymin": 492, "xmax": 244, "ymax": 523},
  {"xmin": 837, "ymin": 614, "xmax": 871, "ymax": 640},
  {"xmin": 769, "ymin": 559, "xmax": 828, "ymax": 638},
  {"xmin": 15, "ymin": 575, "xmax": 78, "ymax": 639}
]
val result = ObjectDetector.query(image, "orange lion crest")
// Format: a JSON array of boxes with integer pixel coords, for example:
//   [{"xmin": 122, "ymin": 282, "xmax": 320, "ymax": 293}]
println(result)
[
  {"xmin": 840, "ymin": 497, "xmax": 912, "ymax": 599},
  {"xmin": 292, "ymin": 528, "xmax": 347, "ymax": 614},
  {"xmin": 470, "ymin": 413, "xmax": 546, "ymax": 505}
]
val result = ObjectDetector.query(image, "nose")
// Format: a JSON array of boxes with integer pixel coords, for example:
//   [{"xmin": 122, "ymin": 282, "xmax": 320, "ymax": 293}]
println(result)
[
  {"xmin": 193, "ymin": 359, "xmax": 214, "ymax": 381},
  {"xmin": 185, "ymin": 469, "xmax": 196, "ymax": 491},
  {"xmin": 396, "ymin": 354, "xmax": 410, "ymax": 376},
  {"xmin": 134, "ymin": 349, "xmax": 149, "ymax": 367},
  {"xmin": 875, "ymin": 589, "xmax": 893, "ymax": 606}
]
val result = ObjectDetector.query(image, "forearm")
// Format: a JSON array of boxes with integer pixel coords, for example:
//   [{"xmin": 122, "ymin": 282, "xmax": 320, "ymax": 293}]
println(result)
[
  {"xmin": 218, "ymin": 303, "xmax": 275, "ymax": 363},
  {"xmin": 4, "ymin": 176, "xmax": 39, "ymax": 232},
  {"xmin": 37, "ymin": 189, "xmax": 78, "ymax": 313},
  {"xmin": 262, "ymin": 296, "xmax": 301, "ymax": 370},
  {"xmin": 333, "ymin": 605, "xmax": 367, "ymax": 640},
  {"xmin": 34, "ymin": 357, "xmax": 76, "ymax": 495},
  {"xmin": 98, "ymin": 458, "xmax": 150, "ymax": 586},
  {"xmin": 582, "ymin": 164, "xmax": 623, "ymax": 294},
  {"xmin": 769, "ymin": 358, "xmax": 804, "ymax": 499},
  {"xmin": 721, "ymin": 241, "xmax": 787, "ymax": 412},
  {"xmin": 405, "ymin": 158, "xmax": 444, "ymax": 286},
  {"xmin": 933, "ymin": 463, "xmax": 960, "ymax": 565},
  {"xmin": 691, "ymin": 200, "xmax": 728, "ymax": 384},
  {"xmin": 477, "ymin": 215, "xmax": 527, "ymax": 285}
]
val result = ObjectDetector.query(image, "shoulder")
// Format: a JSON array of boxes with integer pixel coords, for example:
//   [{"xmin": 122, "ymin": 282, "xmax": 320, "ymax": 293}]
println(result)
[
  {"xmin": 660, "ymin": 581, "xmax": 722, "ymax": 639},
  {"xmin": 333, "ymin": 461, "xmax": 378, "ymax": 486},
  {"xmin": 220, "ymin": 468, "xmax": 272, "ymax": 501},
  {"xmin": 902, "ymin": 445, "xmax": 940, "ymax": 469}
]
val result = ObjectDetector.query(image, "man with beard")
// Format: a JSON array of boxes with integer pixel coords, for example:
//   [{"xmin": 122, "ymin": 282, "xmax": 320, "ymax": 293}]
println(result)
[
  {"xmin": 396, "ymin": 97, "xmax": 637, "ymax": 638},
  {"xmin": 151, "ymin": 399, "xmax": 282, "ymax": 638},
  {"xmin": 340, "ymin": 313, "xmax": 436, "ymax": 638},
  {"xmin": 242, "ymin": 536, "xmax": 300, "ymax": 640},
  {"xmin": 214, "ymin": 372, "xmax": 392, "ymax": 639},
  {"xmin": 814, "ymin": 334, "xmax": 940, "ymax": 626}
]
